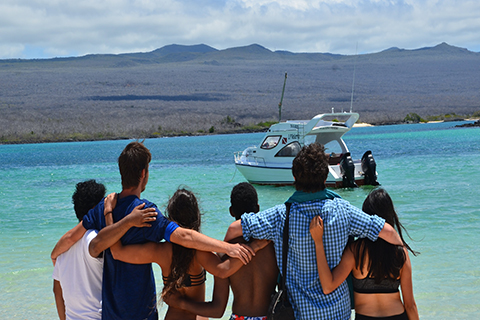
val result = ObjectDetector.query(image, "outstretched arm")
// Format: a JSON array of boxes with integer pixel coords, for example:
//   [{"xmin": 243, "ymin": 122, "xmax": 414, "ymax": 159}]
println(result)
[
  {"xmin": 110, "ymin": 240, "xmax": 170, "ymax": 267},
  {"xmin": 88, "ymin": 193, "xmax": 157, "ymax": 258},
  {"xmin": 164, "ymin": 276, "xmax": 230, "ymax": 318},
  {"xmin": 309, "ymin": 216, "xmax": 355, "ymax": 294},
  {"xmin": 51, "ymin": 222, "xmax": 87, "ymax": 265},
  {"xmin": 400, "ymin": 249, "xmax": 419, "ymax": 320},
  {"xmin": 169, "ymin": 228, "xmax": 255, "ymax": 265},
  {"xmin": 378, "ymin": 222, "xmax": 402, "ymax": 246},
  {"xmin": 196, "ymin": 239, "xmax": 270, "ymax": 278}
]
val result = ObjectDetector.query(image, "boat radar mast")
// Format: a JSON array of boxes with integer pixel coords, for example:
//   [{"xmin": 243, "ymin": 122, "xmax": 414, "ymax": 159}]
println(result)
[
  {"xmin": 350, "ymin": 42, "xmax": 358, "ymax": 113},
  {"xmin": 278, "ymin": 72, "xmax": 287, "ymax": 122}
]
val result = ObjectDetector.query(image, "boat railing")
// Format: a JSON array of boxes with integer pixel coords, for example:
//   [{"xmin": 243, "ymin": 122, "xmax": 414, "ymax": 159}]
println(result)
[
  {"xmin": 234, "ymin": 151, "xmax": 267, "ymax": 167},
  {"xmin": 255, "ymin": 156, "xmax": 267, "ymax": 166}
]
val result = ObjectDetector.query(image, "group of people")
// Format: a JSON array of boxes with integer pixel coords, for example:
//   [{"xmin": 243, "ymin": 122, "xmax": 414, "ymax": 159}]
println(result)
[{"xmin": 51, "ymin": 141, "xmax": 419, "ymax": 320}]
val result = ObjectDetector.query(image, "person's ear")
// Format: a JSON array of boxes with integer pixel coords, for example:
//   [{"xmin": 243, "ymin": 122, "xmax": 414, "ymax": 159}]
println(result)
[
  {"xmin": 229, "ymin": 206, "xmax": 235, "ymax": 218},
  {"xmin": 254, "ymin": 204, "xmax": 260, "ymax": 213}
]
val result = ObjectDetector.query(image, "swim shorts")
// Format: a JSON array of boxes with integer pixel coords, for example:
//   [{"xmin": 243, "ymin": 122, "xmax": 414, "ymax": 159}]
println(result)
[
  {"xmin": 229, "ymin": 314, "xmax": 267, "ymax": 320},
  {"xmin": 355, "ymin": 311, "xmax": 408, "ymax": 320}
]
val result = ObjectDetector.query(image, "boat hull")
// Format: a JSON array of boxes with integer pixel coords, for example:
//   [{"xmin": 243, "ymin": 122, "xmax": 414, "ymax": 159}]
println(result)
[
  {"xmin": 234, "ymin": 163, "xmax": 294, "ymax": 185},
  {"xmin": 235, "ymin": 161, "xmax": 368, "ymax": 188}
]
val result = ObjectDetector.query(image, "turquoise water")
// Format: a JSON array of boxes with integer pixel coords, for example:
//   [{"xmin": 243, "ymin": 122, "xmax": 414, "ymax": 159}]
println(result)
[{"xmin": 1, "ymin": 122, "xmax": 479, "ymax": 319}]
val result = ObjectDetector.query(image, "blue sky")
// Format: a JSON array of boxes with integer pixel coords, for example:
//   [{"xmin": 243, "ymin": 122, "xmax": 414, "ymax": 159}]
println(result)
[{"xmin": 1, "ymin": 0, "xmax": 479, "ymax": 59}]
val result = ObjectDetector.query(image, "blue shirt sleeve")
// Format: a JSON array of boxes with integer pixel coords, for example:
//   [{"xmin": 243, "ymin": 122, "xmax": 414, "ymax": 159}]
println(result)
[
  {"xmin": 241, "ymin": 204, "xmax": 284, "ymax": 242},
  {"xmin": 82, "ymin": 211, "xmax": 95, "ymax": 230},
  {"xmin": 138, "ymin": 208, "xmax": 170, "ymax": 243},
  {"xmin": 164, "ymin": 221, "xmax": 179, "ymax": 242},
  {"xmin": 82, "ymin": 202, "xmax": 104, "ymax": 230}
]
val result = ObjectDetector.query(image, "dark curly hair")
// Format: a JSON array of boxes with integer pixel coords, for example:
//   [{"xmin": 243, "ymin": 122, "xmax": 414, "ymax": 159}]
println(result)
[
  {"xmin": 230, "ymin": 182, "xmax": 259, "ymax": 220},
  {"xmin": 161, "ymin": 188, "xmax": 202, "ymax": 301},
  {"xmin": 354, "ymin": 188, "xmax": 419, "ymax": 283},
  {"xmin": 292, "ymin": 143, "xmax": 329, "ymax": 192},
  {"xmin": 72, "ymin": 179, "xmax": 106, "ymax": 221}
]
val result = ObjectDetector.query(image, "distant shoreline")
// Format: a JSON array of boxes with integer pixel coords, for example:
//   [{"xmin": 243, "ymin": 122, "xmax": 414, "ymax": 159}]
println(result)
[
  {"xmin": 2, "ymin": 119, "xmax": 478, "ymax": 145},
  {"xmin": 353, "ymin": 123, "xmax": 373, "ymax": 127}
]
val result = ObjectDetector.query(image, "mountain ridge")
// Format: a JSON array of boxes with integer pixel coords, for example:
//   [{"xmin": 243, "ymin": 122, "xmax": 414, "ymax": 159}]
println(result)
[
  {"xmin": 1, "ymin": 42, "xmax": 479, "ymax": 143},
  {"xmin": 2, "ymin": 42, "xmax": 477, "ymax": 65}
]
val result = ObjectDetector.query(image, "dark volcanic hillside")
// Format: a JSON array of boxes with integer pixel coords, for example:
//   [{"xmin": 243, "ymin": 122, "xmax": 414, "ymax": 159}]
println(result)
[{"xmin": 1, "ymin": 42, "xmax": 479, "ymax": 143}]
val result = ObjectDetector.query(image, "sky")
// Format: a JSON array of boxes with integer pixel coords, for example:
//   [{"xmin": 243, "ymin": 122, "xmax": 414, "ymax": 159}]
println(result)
[{"xmin": 1, "ymin": 0, "xmax": 479, "ymax": 59}]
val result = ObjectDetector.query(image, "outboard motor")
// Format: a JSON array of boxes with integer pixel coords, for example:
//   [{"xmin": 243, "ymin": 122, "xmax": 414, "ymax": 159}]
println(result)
[
  {"xmin": 361, "ymin": 151, "xmax": 380, "ymax": 186},
  {"xmin": 340, "ymin": 152, "xmax": 358, "ymax": 188}
]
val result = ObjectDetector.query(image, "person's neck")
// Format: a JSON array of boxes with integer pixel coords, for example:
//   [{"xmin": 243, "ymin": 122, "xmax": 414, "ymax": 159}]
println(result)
[{"xmin": 118, "ymin": 186, "xmax": 142, "ymax": 199}]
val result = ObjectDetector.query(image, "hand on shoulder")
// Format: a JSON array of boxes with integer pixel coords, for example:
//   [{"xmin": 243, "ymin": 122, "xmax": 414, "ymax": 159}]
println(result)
[
  {"xmin": 124, "ymin": 203, "xmax": 158, "ymax": 228},
  {"xmin": 309, "ymin": 216, "xmax": 324, "ymax": 242}
]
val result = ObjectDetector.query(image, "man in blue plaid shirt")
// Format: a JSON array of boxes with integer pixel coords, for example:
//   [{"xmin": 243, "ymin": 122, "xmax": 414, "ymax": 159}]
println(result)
[{"xmin": 226, "ymin": 143, "xmax": 402, "ymax": 319}]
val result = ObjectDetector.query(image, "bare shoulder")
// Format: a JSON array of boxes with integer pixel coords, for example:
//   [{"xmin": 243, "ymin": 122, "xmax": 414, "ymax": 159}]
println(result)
[{"xmin": 152, "ymin": 241, "xmax": 173, "ymax": 267}]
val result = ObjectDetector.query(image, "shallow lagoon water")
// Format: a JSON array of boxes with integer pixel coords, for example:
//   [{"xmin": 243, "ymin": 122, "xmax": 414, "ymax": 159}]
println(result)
[{"xmin": 1, "ymin": 121, "xmax": 479, "ymax": 319}]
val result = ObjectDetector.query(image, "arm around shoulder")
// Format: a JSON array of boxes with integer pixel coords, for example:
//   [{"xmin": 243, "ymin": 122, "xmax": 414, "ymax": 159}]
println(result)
[
  {"xmin": 164, "ymin": 276, "xmax": 229, "ymax": 318},
  {"xmin": 310, "ymin": 216, "xmax": 355, "ymax": 294},
  {"xmin": 170, "ymin": 227, "xmax": 254, "ymax": 265},
  {"xmin": 378, "ymin": 222, "xmax": 402, "ymax": 246},
  {"xmin": 88, "ymin": 203, "xmax": 157, "ymax": 258},
  {"xmin": 196, "ymin": 240, "xmax": 267, "ymax": 279},
  {"xmin": 110, "ymin": 241, "xmax": 169, "ymax": 265},
  {"xmin": 88, "ymin": 218, "xmax": 132, "ymax": 258},
  {"xmin": 51, "ymin": 222, "xmax": 87, "ymax": 265}
]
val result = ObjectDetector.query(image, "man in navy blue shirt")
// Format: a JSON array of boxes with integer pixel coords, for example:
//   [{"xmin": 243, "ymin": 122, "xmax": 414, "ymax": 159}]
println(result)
[{"xmin": 51, "ymin": 142, "xmax": 254, "ymax": 320}]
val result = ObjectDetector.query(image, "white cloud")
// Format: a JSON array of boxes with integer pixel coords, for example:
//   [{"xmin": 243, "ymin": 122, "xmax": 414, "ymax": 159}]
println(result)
[{"xmin": 0, "ymin": 0, "xmax": 479, "ymax": 59}]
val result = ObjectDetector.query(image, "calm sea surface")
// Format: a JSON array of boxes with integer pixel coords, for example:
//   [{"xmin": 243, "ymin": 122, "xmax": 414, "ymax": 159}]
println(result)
[{"xmin": 1, "ymin": 121, "xmax": 479, "ymax": 319}]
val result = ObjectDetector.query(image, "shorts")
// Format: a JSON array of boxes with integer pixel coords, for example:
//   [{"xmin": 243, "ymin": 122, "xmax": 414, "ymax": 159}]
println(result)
[
  {"xmin": 229, "ymin": 314, "xmax": 267, "ymax": 320},
  {"xmin": 355, "ymin": 310, "xmax": 408, "ymax": 320}
]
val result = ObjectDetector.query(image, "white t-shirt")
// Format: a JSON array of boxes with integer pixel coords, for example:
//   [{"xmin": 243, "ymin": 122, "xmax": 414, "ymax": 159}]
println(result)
[{"xmin": 52, "ymin": 229, "xmax": 103, "ymax": 320}]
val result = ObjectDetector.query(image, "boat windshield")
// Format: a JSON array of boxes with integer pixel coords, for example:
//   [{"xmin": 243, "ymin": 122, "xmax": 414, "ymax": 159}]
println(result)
[
  {"xmin": 323, "ymin": 140, "xmax": 344, "ymax": 154},
  {"xmin": 261, "ymin": 136, "xmax": 281, "ymax": 149},
  {"xmin": 275, "ymin": 142, "xmax": 301, "ymax": 157},
  {"xmin": 305, "ymin": 136, "xmax": 345, "ymax": 154}
]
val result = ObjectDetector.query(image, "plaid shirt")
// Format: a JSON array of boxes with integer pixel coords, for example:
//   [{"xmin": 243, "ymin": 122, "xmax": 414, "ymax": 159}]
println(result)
[{"xmin": 241, "ymin": 197, "xmax": 385, "ymax": 320}]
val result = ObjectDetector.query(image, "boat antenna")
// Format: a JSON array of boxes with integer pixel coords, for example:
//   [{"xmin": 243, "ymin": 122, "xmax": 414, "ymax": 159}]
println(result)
[
  {"xmin": 278, "ymin": 72, "xmax": 287, "ymax": 121},
  {"xmin": 350, "ymin": 42, "xmax": 358, "ymax": 113}
]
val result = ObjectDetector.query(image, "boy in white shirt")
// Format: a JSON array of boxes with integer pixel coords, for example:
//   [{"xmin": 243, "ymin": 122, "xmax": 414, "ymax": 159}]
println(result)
[{"xmin": 52, "ymin": 180, "xmax": 106, "ymax": 320}]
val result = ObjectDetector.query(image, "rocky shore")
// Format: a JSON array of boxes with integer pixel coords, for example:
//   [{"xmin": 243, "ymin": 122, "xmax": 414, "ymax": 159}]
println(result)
[{"xmin": 455, "ymin": 120, "xmax": 480, "ymax": 128}]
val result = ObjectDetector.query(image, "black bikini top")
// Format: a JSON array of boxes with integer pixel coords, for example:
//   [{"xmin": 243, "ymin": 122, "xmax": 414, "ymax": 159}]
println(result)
[
  {"xmin": 162, "ymin": 269, "xmax": 207, "ymax": 287},
  {"xmin": 352, "ymin": 276, "xmax": 400, "ymax": 294}
]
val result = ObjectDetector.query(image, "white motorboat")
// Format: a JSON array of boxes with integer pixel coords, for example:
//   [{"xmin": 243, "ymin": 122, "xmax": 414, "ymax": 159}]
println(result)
[{"xmin": 234, "ymin": 112, "xmax": 379, "ymax": 188}]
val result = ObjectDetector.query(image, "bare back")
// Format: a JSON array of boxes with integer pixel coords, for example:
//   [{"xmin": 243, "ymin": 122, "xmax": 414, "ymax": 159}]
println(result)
[
  {"xmin": 158, "ymin": 243, "xmax": 207, "ymax": 320},
  {"xmin": 228, "ymin": 237, "xmax": 278, "ymax": 317},
  {"xmin": 351, "ymin": 245, "xmax": 406, "ymax": 318}
]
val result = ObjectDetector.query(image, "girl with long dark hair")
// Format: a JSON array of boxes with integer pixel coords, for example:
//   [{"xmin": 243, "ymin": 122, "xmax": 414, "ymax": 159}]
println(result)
[{"xmin": 309, "ymin": 188, "xmax": 419, "ymax": 320}]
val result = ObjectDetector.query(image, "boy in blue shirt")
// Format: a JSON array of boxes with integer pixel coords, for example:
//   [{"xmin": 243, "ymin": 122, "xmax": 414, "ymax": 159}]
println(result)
[{"xmin": 51, "ymin": 142, "xmax": 254, "ymax": 320}]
